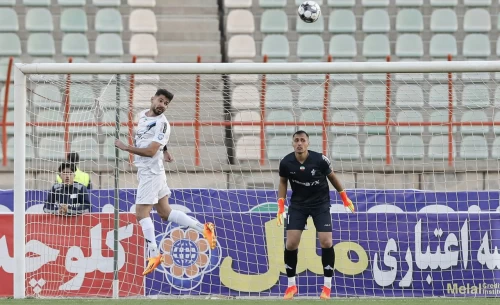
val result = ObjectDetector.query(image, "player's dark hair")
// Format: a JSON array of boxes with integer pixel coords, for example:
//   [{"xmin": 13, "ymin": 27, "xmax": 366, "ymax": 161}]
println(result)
[
  {"xmin": 293, "ymin": 130, "xmax": 309, "ymax": 138},
  {"xmin": 58, "ymin": 162, "xmax": 76, "ymax": 173},
  {"xmin": 66, "ymin": 152, "xmax": 80, "ymax": 163},
  {"xmin": 156, "ymin": 89, "xmax": 174, "ymax": 102}
]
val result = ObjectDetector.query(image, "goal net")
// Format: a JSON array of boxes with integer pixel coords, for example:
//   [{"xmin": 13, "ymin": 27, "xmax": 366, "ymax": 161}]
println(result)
[{"xmin": 9, "ymin": 61, "xmax": 500, "ymax": 299}]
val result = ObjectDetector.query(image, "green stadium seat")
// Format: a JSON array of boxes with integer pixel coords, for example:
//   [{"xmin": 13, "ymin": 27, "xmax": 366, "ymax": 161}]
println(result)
[
  {"xmin": 129, "ymin": 34, "xmax": 158, "ymax": 57},
  {"xmin": 395, "ymin": 85, "xmax": 424, "ymax": 108},
  {"xmin": 0, "ymin": 85, "xmax": 13, "ymax": 108},
  {"xmin": 98, "ymin": 85, "xmax": 127, "ymax": 108},
  {"xmin": 0, "ymin": 8, "xmax": 18, "ymax": 31},
  {"xmin": 261, "ymin": 34, "xmax": 289, "ymax": 58},
  {"xmin": 8, "ymin": 137, "xmax": 34, "ymax": 160},
  {"xmin": 464, "ymin": 0, "xmax": 491, "ymax": 6},
  {"xmin": 267, "ymin": 136, "xmax": 293, "ymax": 160},
  {"xmin": 58, "ymin": 0, "xmax": 86, "ymax": 5},
  {"xmin": 235, "ymin": 136, "xmax": 260, "ymax": 160},
  {"xmin": 95, "ymin": 8, "xmax": 123, "ymax": 32},
  {"xmin": 69, "ymin": 110, "xmax": 98, "ymax": 134},
  {"xmin": 231, "ymin": 85, "xmax": 259, "ymax": 110},
  {"xmin": 260, "ymin": 10, "xmax": 288, "ymax": 33},
  {"xmin": 228, "ymin": 35, "xmax": 256, "ymax": 59},
  {"xmin": 93, "ymin": 0, "xmax": 120, "ymax": 6},
  {"xmin": 70, "ymin": 137, "xmax": 99, "ymax": 160},
  {"xmin": 266, "ymin": 110, "xmax": 295, "ymax": 135},
  {"xmin": 101, "ymin": 110, "xmax": 130, "ymax": 136},
  {"xmin": 330, "ymin": 85, "xmax": 358, "ymax": 108},
  {"xmin": 95, "ymin": 33, "xmax": 124, "ymax": 56},
  {"xmin": 328, "ymin": 10, "xmax": 355, "ymax": 33},
  {"xmin": 296, "ymin": 15, "xmax": 324, "ymax": 34},
  {"xmin": 430, "ymin": 0, "xmax": 457, "ymax": 6},
  {"xmin": 25, "ymin": 8, "xmax": 53, "ymax": 32},
  {"xmin": 103, "ymin": 136, "xmax": 129, "ymax": 159},
  {"xmin": 329, "ymin": 35, "xmax": 356, "ymax": 58},
  {"xmin": 33, "ymin": 84, "xmax": 62, "ymax": 109},
  {"xmin": 428, "ymin": 110, "xmax": 456, "ymax": 134},
  {"xmin": 295, "ymin": 0, "xmax": 323, "ymax": 4},
  {"xmin": 430, "ymin": 9, "xmax": 457, "ymax": 33},
  {"xmin": 70, "ymin": 84, "xmax": 95, "ymax": 107},
  {"xmin": 462, "ymin": 84, "xmax": 490, "ymax": 108},
  {"xmin": 362, "ymin": 0, "xmax": 389, "ymax": 6},
  {"xmin": 23, "ymin": 0, "xmax": 50, "ymax": 6},
  {"xmin": 36, "ymin": 109, "xmax": 64, "ymax": 135},
  {"xmin": 62, "ymin": 33, "xmax": 89, "ymax": 56},
  {"xmin": 460, "ymin": 136, "xmax": 488, "ymax": 160},
  {"xmin": 396, "ymin": 0, "xmax": 423, "ymax": 6},
  {"xmin": 429, "ymin": 85, "xmax": 457, "ymax": 108},
  {"xmin": 395, "ymin": 110, "xmax": 423, "ymax": 135},
  {"xmin": 298, "ymin": 85, "xmax": 324, "ymax": 108},
  {"xmin": 0, "ymin": 0, "xmax": 15, "ymax": 5},
  {"xmin": 429, "ymin": 34, "xmax": 457, "ymax": 57},
  {"xmin": 128, "ymin": 0, "xmax": 155, "ymax": 6},
  {"xmin": 364, "ymin": 135, "xmax": 389, "ymax": 160},
  {"xmin": 461, "ymin": 110, "xmax": 489, "ymax": 135},
  {"xmin": 362, "ymin": 9, "xmax": 390, "ymax": 33},
  {"xmin": 328, "ymin": 0, "xmax": 355, "ymax": 6},
  {"xmin": 492, "ymin": 137, "xmax": 500, "ymax": 159},
  {"xmin": 0, "ymin": 33, "xmax": 21, "ymax": 56},
  {"xmin": 428, "ymin": 136, "xmax": 455, "ymax": 160},
  {"xmin": 227, "ymin": 9, "xmax": 254, "ymax": 34},
  {"xmin": 464, "ymin": 9, "xmax": 490, "ymax": 32},
  {"xmin": 0, "ymin": 57, "xmax": 19, "ymax": 82},
  {"xmin": 297, "ymin": 35, "xmax": 325, "ymax": 59},
  {"xmin": 299, "ymin": 110, "xmax": 323, "ymax": 134},
  {"xmin": 330, "ymin": 110, "xmax": 359, "ymax": 135},
  {"xmin": 364, "ymin": 111, "xmax": 386, "ymax": 135},
  {"xmin": 60, "ymin": 8, "xmax": 88, "ymax": 32},
  {"xmin": 396, "ymin": 34, "xmax": 423, "ymax": 57},
  {"xmin": 265, "ymin": 85, "xmax": 293, "ymax": 108},
  {"xmin": 331, "ymin": 136, "xmax": 360, "ymax": 160},
  {"xmin": 362, "ymin": 34, "xmax": 390, "ymax": 58},
  {"xmin": 363, "ymin": 85, "xmax": 386, "ymax": 108},
  {"xmin": 27, "ymin": 33, "xmax": 55, "ymax": 56},
  {"xmin": 396, "ymin": 9, "xmax": 423, "ymax": 32},
  {"xmin": 463, "ymin": 34, "xmax": 490, "ymax": 58},
  {"xmin": 129, "ymin": 9, "xmax": 158, "ymax": 33},
  {"xmin": 233, "ymin": 111, "xmax": 260, "ymax": 135},
  {"xmin": 259, "ymin": 0, "xmax": 286, "ymax": 7},
  {"xmin": 396, "ymin": 136, "xmax": 424, "ymax": 160}
]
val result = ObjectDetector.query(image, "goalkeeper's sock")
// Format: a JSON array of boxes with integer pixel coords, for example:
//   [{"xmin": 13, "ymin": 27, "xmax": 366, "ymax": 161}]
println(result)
[
  {"xmin": 167, "ymin": 209, "xmax": 205, "ymax": 233},
  {"xmin": 284, "ymin": 248, "xmax": 298, "ymax": 282},
  {"xmin": 324, "ymin": 277, "xmax": 332, "ymax": 289},
  {"xmin": 322, "ymin": 246, "xmax": 335, "ymax": 279},
  {"xmin": 287, "ymin": 276, "xmax": 296, "ymax": 287},
  {"xmin": 139, "ymin": 217, "xmax": 159, "ymax": 257}
]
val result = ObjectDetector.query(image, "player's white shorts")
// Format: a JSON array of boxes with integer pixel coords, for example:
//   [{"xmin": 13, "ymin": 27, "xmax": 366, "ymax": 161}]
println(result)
[{"xmin": 135, "ymin": 169, "xmax": 171, "ymax": 205}]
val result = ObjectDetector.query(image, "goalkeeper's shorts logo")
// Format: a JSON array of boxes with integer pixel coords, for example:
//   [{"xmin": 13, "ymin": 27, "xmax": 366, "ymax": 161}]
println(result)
[{"xmin": 155, "ymin": 221, "xmax": 222, "ymax": 291}]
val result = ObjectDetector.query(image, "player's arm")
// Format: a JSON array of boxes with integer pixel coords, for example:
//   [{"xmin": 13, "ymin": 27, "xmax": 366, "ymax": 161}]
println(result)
[
  {"xmin": 322, "ymin": 156, "xmax": 355, "ymax": 213},
  {"xmin": 115, "ymin": 140, "xmax": 161, "ymax": 157},
  {"xmin": 277, "ymin": 161, "xmax": 288, "ymax": 226}
]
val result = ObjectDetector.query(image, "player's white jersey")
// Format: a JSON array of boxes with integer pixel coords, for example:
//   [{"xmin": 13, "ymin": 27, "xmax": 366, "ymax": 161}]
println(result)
[{"xmin": 134, "ymin": 109, "xmax": 170, "ymax": 174}]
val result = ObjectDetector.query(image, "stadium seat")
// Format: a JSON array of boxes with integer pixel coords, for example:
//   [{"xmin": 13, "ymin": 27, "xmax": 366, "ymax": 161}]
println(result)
[
  {"xmin": 363, "ymin": 85, "xmax": 386, "ymax": 108},
  {"xmin": 396, "ymin": 9, "xmax": 423, "ymax": 32},
  {"xmin": 328, "ymin": 0, "xmax": 355, "ymax": 6},
  {"xmin": 233, "ymin": 111, "xmax": 260, "ymax": 135},
  {"xmin": 95, "ymin": 8, "xmax": 123, "ymax": 32},
  {"xmin": 363, "ymin": 111, "xmax": 386, "ymax": 134},
  {"xmin": 129, "ymin": 34, "xmax": 158, "ymax": 57},
  {"xmin": 494, "ymin": 112, "xmax": 500, "ymax": 135},
  {"xmin": 101, "ymin": 110, "xmax": 131, "ymax": 136},
  {"xmin": 297, "ymin": 35, "xmax": 325, "ymax": 59},
  {"xmin": 462, "ymin": 84, "xmax": 490, "ymax": 108},
  {"xmin": 429, "ymin": 34, "xmax": 457, "ymax": 57},
  {"xmin": 298, "ymin": 85, "xmax": 324, "ymax": 108},
  {"xmin": 295, "ymin": 0, "xmax": 323, "ymax": 4},
  {"xmin": 329, "ymin": 35, "xmax": 357, "ymax": 58},
  {"xmin": 129, "ymin": 9, "xmax": 158, "ymax": 33},
  {"xmin": 128, "ymin": 0, "xmax": 155, "ymax": 6},
  {"xmin": 23, "ymin": 0, "xmax": 50, "ymax": 6},
  {"xmin": 227, "ymin": 9, "xmax": 254, "ymax": 34},
  {"xmin": 363, "ymin": 34, "xmax": 390, "ymax": 58},
  {"xmin": 70, "ymin": 84, "xmax": 95, "ymax": 108},
  {"xmin": 267, "ymin": 136, "xmax": 291, "ymax": 160},
  {"xmin": 460, "ymin": 136, "xmax": 488, "ymax": 159},
  {"xmin": 225, "ymin": 0, "xmax": 252, "ymax": 8},
  {"xmin": 0, "ymin": 8, "xmax": 18, "ymax": 31},
  {"xmin": 299, "ymin": 110, "xmax": 322, "ymax": 134},
  {"xmin": 429, "ymin": 85, "xmax": 457, "ymax": 108},
  {"xmin": 430, "ymin": 0, "xmax": 457, "ymax": 6},
  {"xmin": 260, "ymin": 10, "xmax": 288, "ymax": 33},
  {"xmin": 364, "ymin": 135, "xmax": 389, "ymax": 160},
  {"xmin": 93, "ymin": 0, "xmax": 121, "ymax": 6},
  {"xmin": 228, "ymin": 35, "xmax": 256, "ymax": 59},
  {"xmin": 231, "ymin": 85, "xmax": 259, "ymax": 109},
  {"xmin": 464, "ymin": 0, "xmax": 491, "ymax": 5},
  {"xmin": 69, "ymin": 110, "xmax": 98, "ymax": 134},
  {"xmin": 33, "ymin": 84, "xmax": 62, "ymax": 109},
  {"xmin": 265, "ymin": 85, "xmax": 293, "ymax": 108},
  {"xmin": 132, "ymin": 83, "xmax": 157, "ymax": 108},
  {"xmin": 463, "ymin": 34, "xmax": 491, "ymax": 58},
  {"xmin": 261, "ymin": 35, "xmax": 289, "ymax": 58},
  {"xmin": 5, "ymin": 110, "xmax": 17, "ymax": 134},
  {"xmin": 25, "ymin": 8, "xmax": 53, "ymax": 32},
  {"xmin": 396, "ymin": 34, "xmax": 423, "ymax": 58},
  {"xmin": 103, "ymin": 136, "xmax": 129, "ymax": 159},
  {"xmin": 0, "ymin": 0, "xmax": 15, "ymax": 5},
  {"xmin": 491, "ymin": 137, "xmax": 500, "ymax": 159},
  {"xmin": 328, "ymin": 10, "xmax": 355, "ymax": 33},
  {"xmin": 396, "ymin": 136, "xmax": 424, "ymax": 160},
  {"xmin": 464, "ymin": 9, "xmax": 491, "ymax": 32},
  {"xmin": 70, "ymin": 137, "xmax": 99, "ymax": 160},
  {"xmin": 27, "ymin": 33, "xmax": 55, "ymax": 56},
  {"xmin": 95, "ymin": 33, "xmax": 123, "ymax": 56},
  {"xmin": 428, "ymin": 136, "xmax": 456, "ymax": 160},
  {"xmin": 98, "ymin": 85, "xmax": 128, "ymax": 108},
  {"xmin": 58, "ymin": 0, "xmax": 86, "ymax": 5},
  {"xmin": 395, "ymin": 0, "xmax": 423, "ymax": 6},
  {"xmin": 296, "ymin": 15, "xmax": 325, "ymax": 33},
  {"xmin": 430, "ymin": 9, "xmax": 457, "ymax": 33},
  {"xmin": 395, "ymin": 85, "xmax": 424, "ymax": 108},
  {"xmin": 461, "ymin": 110, "xmax": 489, "ymax": 135},
  {"xmin": 362, "ymin": 9, "xmax": 390, "ymax": 33},
  {"xmin": 0, "ymin": 33, "xmax": 21, "ymax": 56},
  {"xmin": 7, "ymin": 137, "xmax": 34, "ymax": 160},
  {"xmin": 429, "ymin": 110, "xmax": 456, "ymax": 134},
  {"xmin": 330, "ymin": 110, "xmax": 359, "ymax": 135},
  {"xmin": 362, "ymin": 0, "xmax": 388, "ymax": 6},
  {"xmin": 0, "ymin": 85, "xmax": 13, "ymax": 109},
  {"xmin": 259, "ymin": 0, "xmax": 286, "ymax": 8},
  {"xmin": 60, "ymin": 9, "xmax": 88, "ymax": 32},
  {"xmin": 36, "ymin": 109, "xmax": 64, "ymax": 134},
  {"xmin": 395, "ymin": 110, "xmax": 424, "ymax": 135},
  {"xmin": 62, "ymin": 33, "xmax": 89, "ymax": 56},
  {"xmin": 266, "ymin": 110, "xmax": 295, "ymax": 134},
  {"xmin": 331, "ymin": 136, "xmax": 360, "ymax": 160},
  {"xmin": 330, "ymin": 85, "xmax": 358, "ymax": 108},
  {"xmin": 0, "ymin": 57, "xmax": 19, "ymax": 82},
  {"xmin": 235, "ymin": 136, "xmax": 260, "ymax": 160}
]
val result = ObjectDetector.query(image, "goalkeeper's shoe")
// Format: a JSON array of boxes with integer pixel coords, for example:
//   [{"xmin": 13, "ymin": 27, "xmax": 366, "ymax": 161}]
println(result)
[
  {"xmin": 319, "ymin": 286, "xmax": 331, "ymax": 300},
  {"xmin": 203, "ymin": 222, "xmax": 217, "ymax": 250},
  {"xmin": 142, "ymin": 254, "xmax": 163, "ymax": 275},
  {"xmin": 283, "ymin": 285, "xmax": 298, "ymax": 300}
]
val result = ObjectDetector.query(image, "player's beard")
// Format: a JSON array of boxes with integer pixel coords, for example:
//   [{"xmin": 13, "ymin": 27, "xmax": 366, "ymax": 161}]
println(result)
[{"xmin": 152, "ymin": 107, "xmax": 164, "ymax": 115}]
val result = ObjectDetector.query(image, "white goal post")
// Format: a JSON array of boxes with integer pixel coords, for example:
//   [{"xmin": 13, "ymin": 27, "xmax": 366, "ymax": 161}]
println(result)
[{"xmin": 11, "ymin": 61, "xmax": 500, "ymax": 299}]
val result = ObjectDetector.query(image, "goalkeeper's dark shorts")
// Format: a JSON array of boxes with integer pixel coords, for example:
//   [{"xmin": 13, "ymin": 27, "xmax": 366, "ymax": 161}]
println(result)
[{"xmin": 285, "ymin": 204, "xmax": 332, "ymax": 232}]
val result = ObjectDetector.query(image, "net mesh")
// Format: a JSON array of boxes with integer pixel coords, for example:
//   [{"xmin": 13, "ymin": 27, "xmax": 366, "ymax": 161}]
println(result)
[{"xmin": 17, "ymin": 66, "xmax": 500, "ymax": 298}]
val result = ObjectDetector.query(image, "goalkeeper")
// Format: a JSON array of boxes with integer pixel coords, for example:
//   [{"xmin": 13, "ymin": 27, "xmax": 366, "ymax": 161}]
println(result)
[
  {"xmin": 114, "ymin": 89, "xmax": 216, "ymax": 276},
  {"xmin": 276, "ymin": 130, "xmax": 355, "ymax": 300}
]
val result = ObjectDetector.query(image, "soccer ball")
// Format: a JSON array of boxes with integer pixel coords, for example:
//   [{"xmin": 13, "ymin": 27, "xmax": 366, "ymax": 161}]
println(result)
[{"xmin": 297, "ymin": 1, "xmax": 321, "ymax": 23}]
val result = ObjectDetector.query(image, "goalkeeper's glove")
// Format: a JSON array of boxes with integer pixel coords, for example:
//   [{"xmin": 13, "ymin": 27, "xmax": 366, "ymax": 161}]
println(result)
[
  {"xmin": 340, "ymin": 191, "xmax": 355, "ymax": 213},
  {"xmin": 277, "ymin": 198, "xmax": 285, "ymax": 226}
]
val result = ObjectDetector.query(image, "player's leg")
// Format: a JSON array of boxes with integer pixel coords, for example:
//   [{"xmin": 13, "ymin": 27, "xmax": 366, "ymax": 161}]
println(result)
[
  {"xmin": 283, "ymin": 206, "xmax": 308, "ymax": 300},
  {"xmin": 312, "ymin": 207, "xmax": 335, "ymax": 299}
]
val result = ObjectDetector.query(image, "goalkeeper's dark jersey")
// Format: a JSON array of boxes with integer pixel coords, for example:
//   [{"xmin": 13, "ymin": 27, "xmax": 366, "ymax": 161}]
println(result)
[
  {"xmin": 44, "ymin": 182, "xmax": 91, "ymax": 215},
  {"xmin": 279, "ymin": 150, "xmax": 333, "ymax": 208}
]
